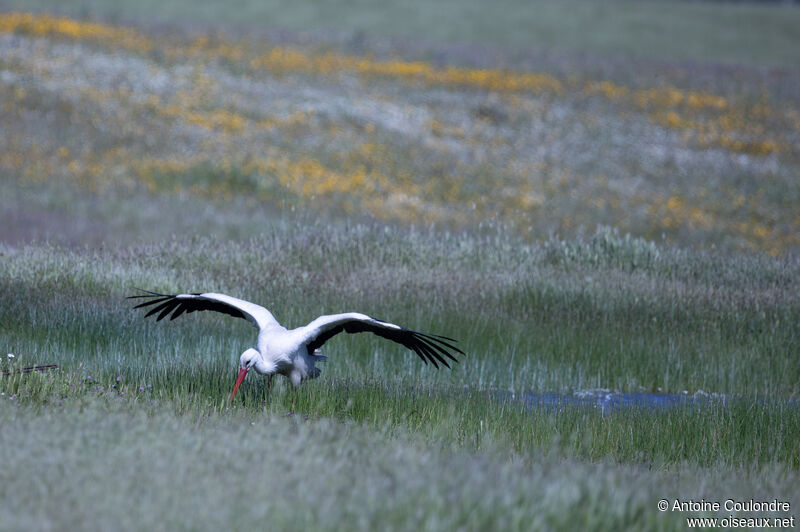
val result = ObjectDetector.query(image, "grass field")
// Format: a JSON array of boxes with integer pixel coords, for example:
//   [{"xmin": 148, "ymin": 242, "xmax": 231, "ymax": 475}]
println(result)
[
  {"xmin": 1, "ymin": 7, "xmax": 799, "ymax": 531},
  {"xmin": 2, "ymin": 214, "xmax": 799, "ymax": 529}
]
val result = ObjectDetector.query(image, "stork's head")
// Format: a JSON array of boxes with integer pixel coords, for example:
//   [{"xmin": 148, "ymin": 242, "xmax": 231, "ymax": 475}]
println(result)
[{"xmin": 229, "ymin": 348, "xmax": 274, "ymax": 403}]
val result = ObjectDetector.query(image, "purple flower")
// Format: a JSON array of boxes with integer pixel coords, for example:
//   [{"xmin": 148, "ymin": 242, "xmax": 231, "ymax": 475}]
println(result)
[{"xmin": 116, "ymin": 376, "xmax": 122, "ymax": 382}]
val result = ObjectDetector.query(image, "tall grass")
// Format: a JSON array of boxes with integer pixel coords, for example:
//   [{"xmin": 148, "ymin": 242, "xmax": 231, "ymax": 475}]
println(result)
[
  {"xmin": 3, "ymin": 219, "xmax": 798, "ymax": 397},
  {"xmin": 2, "ymin": 220, "xmax": 799, "ymax": 473}
]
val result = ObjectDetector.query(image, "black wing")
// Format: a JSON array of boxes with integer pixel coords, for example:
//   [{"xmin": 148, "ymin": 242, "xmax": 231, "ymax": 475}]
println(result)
[
  {"xmin": 127, "ymin": 289, "xmax": 275, "ymax": 328},
  {"xmin": 303, "ymin": 313, "xmax": 464, "ymax": 369}
]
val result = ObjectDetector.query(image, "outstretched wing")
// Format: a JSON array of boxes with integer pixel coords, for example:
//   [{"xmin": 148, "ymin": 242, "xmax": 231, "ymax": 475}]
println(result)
[
  {"xmin": 301, "ymin": 313, "xmax": 463, "ymax": 369},
  {"xmin": 128, "ymin": 290, "xmax": 281, "ymax": 331}
]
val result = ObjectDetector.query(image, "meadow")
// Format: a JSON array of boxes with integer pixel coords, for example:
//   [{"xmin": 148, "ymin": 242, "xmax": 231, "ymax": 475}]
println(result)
[{"xmin": 1, "ymin": 7, "xmax": 799, "ymax": 531}]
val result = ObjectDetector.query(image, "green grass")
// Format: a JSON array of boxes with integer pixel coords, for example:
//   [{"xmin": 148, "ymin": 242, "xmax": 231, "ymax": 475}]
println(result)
[
  {"xmin": 3, "ymin": 209, "xmax": 799, "ymax": 396},
  {"xmin": 4, "ymin": 0, "xmax": 800, "ymax": 66},
  {"xmin": 2, "ymin": 399, "xmax": 796, "ymax": 532},
  {"xmin": 2, "ymin": 214, "xmax": 799, "ymax": 475}
]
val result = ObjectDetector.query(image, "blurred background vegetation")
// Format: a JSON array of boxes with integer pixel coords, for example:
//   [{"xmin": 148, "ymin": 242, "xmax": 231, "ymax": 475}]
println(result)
[
  {"xmin": 3, "ymin": 0, "xmax": 800, "ymax": 66},
  {"xmin": 1, "ymin": 1, "xmax": 799, "ymax": 255}
]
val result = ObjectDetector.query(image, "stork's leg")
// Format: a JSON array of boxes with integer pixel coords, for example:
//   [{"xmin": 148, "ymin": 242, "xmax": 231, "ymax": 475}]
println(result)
[
  {"xmin": 285, "ymin": 370, "xmax": 302, "ymax": 415},
  {"xmin": 267, "ymin": 374, "xmax": 273, "ymax": 392}
]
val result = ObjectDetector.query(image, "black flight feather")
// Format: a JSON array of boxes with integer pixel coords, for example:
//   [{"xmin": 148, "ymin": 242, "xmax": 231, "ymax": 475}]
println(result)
[
  {"xmin": 128, "ymin": 290, "xmax": 248, "ymax": 322},
  {"xmin": 306, "ymin": 317, "xmax": 463, "ymax": 368}
]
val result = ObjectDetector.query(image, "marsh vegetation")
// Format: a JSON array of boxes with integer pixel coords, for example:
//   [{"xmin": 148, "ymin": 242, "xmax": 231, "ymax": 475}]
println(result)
[{"xmin": 1, "ymin": 6, "xmax": 798, "ymax": 530}]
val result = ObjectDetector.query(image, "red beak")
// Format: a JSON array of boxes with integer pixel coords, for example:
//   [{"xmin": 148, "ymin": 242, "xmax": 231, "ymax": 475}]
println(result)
[{"xmin": 229, "ymin": 367, "xmax": 248, "ymax": 403}]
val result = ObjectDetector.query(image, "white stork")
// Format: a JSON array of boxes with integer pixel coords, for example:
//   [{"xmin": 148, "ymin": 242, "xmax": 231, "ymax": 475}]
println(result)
[{"xmin": 128, "ymin": 290, "xmax": 463, "ymax": 402}]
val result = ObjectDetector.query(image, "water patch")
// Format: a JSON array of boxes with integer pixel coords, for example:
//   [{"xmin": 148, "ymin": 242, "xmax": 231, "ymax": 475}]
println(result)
[{"xmin": 501, "ymin": 388, "xmax": 728, "ymax": 414}]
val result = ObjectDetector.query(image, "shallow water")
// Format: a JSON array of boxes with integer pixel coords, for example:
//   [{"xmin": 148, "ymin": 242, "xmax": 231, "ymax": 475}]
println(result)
[{"xmin": 500, "ymin": 388, "xmax": 728, "ymax": 414}]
